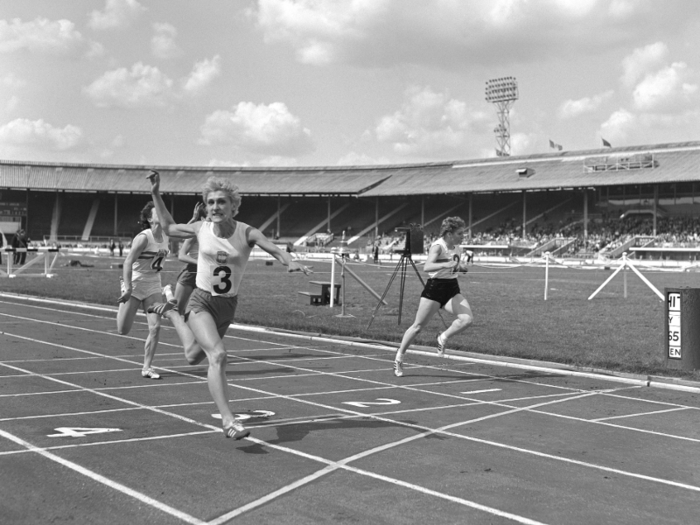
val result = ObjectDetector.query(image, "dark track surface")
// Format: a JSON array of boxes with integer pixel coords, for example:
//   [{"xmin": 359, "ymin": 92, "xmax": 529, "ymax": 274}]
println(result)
[{"xmin": 1, "ymin": 295, "xmax": 698, "ymax": 525}]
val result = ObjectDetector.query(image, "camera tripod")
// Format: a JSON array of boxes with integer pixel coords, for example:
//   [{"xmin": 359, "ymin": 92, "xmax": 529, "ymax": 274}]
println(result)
[{"xmin": 366, "ymin": 250, "xmax": 447, "ymax": 330}]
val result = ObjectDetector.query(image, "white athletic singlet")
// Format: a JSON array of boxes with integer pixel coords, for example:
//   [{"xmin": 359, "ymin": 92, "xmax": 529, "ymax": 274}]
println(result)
[
  {"xmin": 196, "ymin": 221, "xmax": 253, "ymax": 297},
  {"xmin": 131, "ymin": 229, "xmax": 169, "ymax": 282},
  {"xmin": 427, "ymin": 238, "xmax": 461, "ymax": 280}
]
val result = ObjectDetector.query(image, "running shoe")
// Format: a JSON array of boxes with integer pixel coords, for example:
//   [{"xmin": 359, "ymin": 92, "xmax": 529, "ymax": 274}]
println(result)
[
  {"xmin": 147, "ymin": 300, "xmax": 177, "ymax": 316},
  {"xmin": 223, "ymin": 419, "xmax": 250, "ymax": 440},
  {"xmin": 141, "ymin": 368, "xmax": 161, "ymax": 380},
  {"xmin": 436, "ymin": 333, "xmax": 446, "ymax": 357},
  {"xmin": 393, "ymin": 360, "xmax": 404, "ymax": 377}
]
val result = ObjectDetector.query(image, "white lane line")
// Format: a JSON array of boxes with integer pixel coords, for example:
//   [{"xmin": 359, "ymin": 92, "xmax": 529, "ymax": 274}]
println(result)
[
  {"xmin": 592, "ymin": 406, "xmax": 691, "ymax": 422},
  {"xmin": 0, "ymin": 428, "xmax": 206, "ymax": 525},
  {"xmin": 4, "ymin": 308, "xmax": 700, "ymax": 512},
  {"xmin": 3, "ymin": 330, "xmax": 700, "ymax": 525},
  {"xmin": 460, "ymin": 388, "xmax": 501, "ymax": 395}
]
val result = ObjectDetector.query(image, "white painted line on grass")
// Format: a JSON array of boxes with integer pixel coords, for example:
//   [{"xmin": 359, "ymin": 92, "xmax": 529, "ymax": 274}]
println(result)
[{"xmin": 460, "ymin": 388, "xmax": 501, "ymax": 394}]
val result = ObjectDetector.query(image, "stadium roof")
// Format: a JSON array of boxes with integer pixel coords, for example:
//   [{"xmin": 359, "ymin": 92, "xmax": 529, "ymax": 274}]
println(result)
[
  {"xmin": 361, "ymin": 141, "xmax": 700, "ymax": 196},
  {"xmin": 1, "ymin": 141, "xmax": 699, "ymax": 197}
]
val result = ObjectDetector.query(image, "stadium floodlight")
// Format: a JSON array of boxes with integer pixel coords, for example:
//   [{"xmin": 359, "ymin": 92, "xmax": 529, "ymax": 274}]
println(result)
[{"xmin": 485, "ymin": 76, "xmax": 519, "ymax": 157}]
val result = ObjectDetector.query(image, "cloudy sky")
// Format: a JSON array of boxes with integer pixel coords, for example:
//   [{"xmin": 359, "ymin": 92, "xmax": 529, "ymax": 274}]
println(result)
[{"xmin": 1, "ymin": 0, "xmax": 699, "ymax": 168}]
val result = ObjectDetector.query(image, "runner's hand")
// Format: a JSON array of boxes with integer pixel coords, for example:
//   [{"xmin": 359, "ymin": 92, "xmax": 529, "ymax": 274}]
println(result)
[
  {"xmin": 146, "ymin": 170, "xmax": 160, "ymax": 193},
  {"xmin": 118, "ymin": 288, "xmax": 132, "ymax": 303},
  {"xmin": 288, "ymin": 261, "xmax": 313, "ymax": 275}
]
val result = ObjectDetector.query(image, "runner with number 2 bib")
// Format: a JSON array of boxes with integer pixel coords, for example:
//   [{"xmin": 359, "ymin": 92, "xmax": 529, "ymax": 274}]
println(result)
[
  {"xmin": 146, "ymin": 171, "xmax": 312, "ymax": 440},
  {"xmin": 117, "ymin": 201, "xmax": 170, "ymax": 380}
]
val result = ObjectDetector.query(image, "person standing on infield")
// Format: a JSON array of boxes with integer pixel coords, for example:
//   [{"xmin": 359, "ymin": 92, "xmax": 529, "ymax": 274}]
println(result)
[
  {"xmin": 116, "ymin": 202, "xmax": 170, "ymax": 380},
  {"xmin": 146, "ymin": 171, "xmax": 312, "ymax": 440},
  {"xmin": 393, "ymin": 216, "xmax": 473, "ymax": 377}
]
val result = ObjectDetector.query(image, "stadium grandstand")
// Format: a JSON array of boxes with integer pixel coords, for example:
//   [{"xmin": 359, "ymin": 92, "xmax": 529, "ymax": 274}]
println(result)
[{"xmin": 2, "ymin": 140, "xmax": 700, "ymax": 261}]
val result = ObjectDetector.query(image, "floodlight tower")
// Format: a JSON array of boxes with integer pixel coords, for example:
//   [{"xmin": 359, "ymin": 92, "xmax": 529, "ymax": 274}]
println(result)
[{"xmin": 485, "ymin": 77, "xmax": 519, "ymax": 157}]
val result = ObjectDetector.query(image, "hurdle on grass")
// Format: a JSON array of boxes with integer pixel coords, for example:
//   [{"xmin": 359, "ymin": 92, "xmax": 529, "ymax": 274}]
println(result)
[
  {"xmin": 1, "ymin": 247, "xmax": 62, "ymax": 278},
  {"xmin": 588, "ymin": 252, "xmax": 663, "ymax": 301},
  {"xmin": 329, "ymin": 248, "xmax": 386, "ymax": 316}
]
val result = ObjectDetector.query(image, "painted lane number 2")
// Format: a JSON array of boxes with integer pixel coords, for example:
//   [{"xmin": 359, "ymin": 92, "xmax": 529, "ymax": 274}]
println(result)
[{"xmin": 342, "ymin": 398, "xmax": 401, "ymax": 408}]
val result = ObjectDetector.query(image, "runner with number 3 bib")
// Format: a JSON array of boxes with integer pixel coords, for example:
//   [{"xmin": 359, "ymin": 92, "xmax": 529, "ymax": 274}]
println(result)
[
  {"xmin": 117, "ymin": 202, "xmax": 171, "ymax": 380},
  {"xmin": 146, "ymin": 171, "xmax": 312, "ymax": 440}
]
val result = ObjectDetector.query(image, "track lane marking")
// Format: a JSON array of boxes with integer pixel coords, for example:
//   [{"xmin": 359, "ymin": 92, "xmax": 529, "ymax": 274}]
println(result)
[
  {"xmin": 3, "ymin": 308, "xmax": 700, "ymax": 522},
  {"xmin": 0, "ymin": 427, "xmax": 206, "ymax": 525},
  {"xmin": 3, "ymin": 330, "xmax": 700, "ymax": 525}
]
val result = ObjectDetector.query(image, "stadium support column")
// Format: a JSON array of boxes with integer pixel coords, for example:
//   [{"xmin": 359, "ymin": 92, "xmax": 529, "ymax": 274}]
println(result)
[
  {"xmin": 375, "ymin": 198, "xmax": 379, "ymax": 239},
  {"xmin": 327, "ymin": 196, "xmax": 331, "ymax": 234},
  {"xmin": 113, "ymin": 193, "xmax": 118, "ymax": 236},
  {"xmin": 583, "ymin": 190, "xmax": 588, "ymax": 240},
  {"xmin": 421, "ymin": 196, "xmax": 425, "ymax": 227},
  {"xmin": 468, "ymin": 193, "xmax": 473, "ymax": 239},
  {"xmin": 653, "ymin": 185, "xmax": 659, "ymax": 236},
  {"xmin": 522, "ymin": 190, "xmax": 527, "ymax": 240},
  {"xmin": 277, "ymin": 197, "xmax": 281, "ymax": 239}
]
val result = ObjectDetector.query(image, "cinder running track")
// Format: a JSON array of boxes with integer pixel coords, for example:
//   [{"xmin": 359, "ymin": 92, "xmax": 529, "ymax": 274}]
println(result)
[{"xmin": 1, "ymin": 294, "xmax": 698, "ymax": 525}]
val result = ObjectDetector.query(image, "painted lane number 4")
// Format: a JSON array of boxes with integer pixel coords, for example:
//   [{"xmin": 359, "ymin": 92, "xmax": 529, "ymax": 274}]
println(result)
[
  {"xmin": 48, "ymin": 427, "xmax": 122, "ymax": 438},
  {"xmin": 342, "ymin": 398, "xmax": 401, "ymax": 408}
]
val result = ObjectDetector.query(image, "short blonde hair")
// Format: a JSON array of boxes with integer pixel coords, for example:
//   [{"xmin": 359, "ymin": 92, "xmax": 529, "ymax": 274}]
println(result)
[
  {"xmin": 439, "ymin": 216, "xmax": 466, "ymax": 238},
  {"xmin": 202, "ymin": 176, "xmax": 241, "ymax": 217}
]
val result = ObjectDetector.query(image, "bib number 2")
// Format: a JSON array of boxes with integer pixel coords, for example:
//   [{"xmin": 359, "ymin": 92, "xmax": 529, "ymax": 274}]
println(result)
[{"xmin": 213, "ymin": 266, "xmax": 232, "ymax": 294}]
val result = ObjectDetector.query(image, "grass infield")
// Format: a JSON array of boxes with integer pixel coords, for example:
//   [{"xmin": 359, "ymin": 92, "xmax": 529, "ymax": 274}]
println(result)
[{"xmin": 2, "ymin": 253, "xmax": 699, "ymax": 381}]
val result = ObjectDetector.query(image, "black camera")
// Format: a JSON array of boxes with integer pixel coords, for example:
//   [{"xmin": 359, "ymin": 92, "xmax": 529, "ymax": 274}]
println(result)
[{"xmin": 395, "ymin": 224, "xmax": 424, "ymax": 255}]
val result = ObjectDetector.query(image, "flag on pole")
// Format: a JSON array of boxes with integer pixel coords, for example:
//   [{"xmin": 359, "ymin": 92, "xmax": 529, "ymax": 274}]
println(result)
[
  {"xmin": 549, "ymin": 139, "xmax": 563, "ymax": 151},
  {"xmin": 602, "ymin": 138, "xmax": 612, "ymax": 148}
]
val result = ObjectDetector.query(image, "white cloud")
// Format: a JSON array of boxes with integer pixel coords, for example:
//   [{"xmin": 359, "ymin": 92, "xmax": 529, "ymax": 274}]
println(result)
[
  {"xmin": 199, "ymin": 101, "xmax": 314, "ymax": 157},
  {"xmin": 0, "ymin": 17, "xmax": 85, "ymax": 54},
  {"xmin": 336, "ymin": 152, "xmax": 392, "ymax": 166},
  {"xmin": 151, "ymin": 22, "xmax": 182, "ymax": 59},
  {"xmin": 83, "ymin": 62, "xmax": 174, "ymax": 108},
  {"xmin": 5, "ymin": 96, "xmax": 19, "ymax": 112},
  {"xmin": 621, "ymin": 42, "xmax": 668, "ymax": 87},
  {"xmin": 558, "ymin": 91, "xmax": 613, "ymax": 119},
  {"xmin": 88, "ymin": 0, "xmax": 146, "ymax": 30},
  {"xmin": 632, "ymin": 62, "xmax": 698, "ymax": 112},
  {"xmin": 250, "ymin": 0, "xmax": 700, "ymax": 67},
  {"xmin": 0, "ymin": 72, "xmax": 26, "ymax": 90},
  {"xmin": 0, "ymin": 118, "xmax": 83, "ymax": 150},
  {"xmin": 373, "ymin": 86, "xmax": 490, "ymax": 157},
  {"xmin": 208, "ymin": 158, "xmax": 252, "ymax": 167},
  {"xmin": 600, "ymin": 108, "xmax": 636, "ymax": 142},
  {"xmin": 182, "ymin": 56, "xmax": 221, "ymax": 95}
]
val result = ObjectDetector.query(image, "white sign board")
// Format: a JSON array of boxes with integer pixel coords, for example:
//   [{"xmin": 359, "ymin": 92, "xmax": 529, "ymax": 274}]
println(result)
[{"xmin": 668, "ymin": 292, "xmax": 681, "ymax": 359}]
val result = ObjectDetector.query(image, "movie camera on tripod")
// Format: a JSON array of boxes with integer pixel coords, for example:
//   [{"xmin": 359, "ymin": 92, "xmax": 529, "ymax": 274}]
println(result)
[{"xmin": 394, "ymin": 224, "xmax": 424, "ymax": 255}]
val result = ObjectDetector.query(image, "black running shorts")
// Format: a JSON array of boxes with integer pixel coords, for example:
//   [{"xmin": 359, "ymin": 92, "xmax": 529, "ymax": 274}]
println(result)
[{"xmin": 420, "ymin": 278, "xmax": 461, "ymax": 307}]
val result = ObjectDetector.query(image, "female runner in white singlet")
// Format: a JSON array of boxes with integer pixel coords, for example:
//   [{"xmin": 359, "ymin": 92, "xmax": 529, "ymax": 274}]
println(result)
[
  {"xmin": 146, "ymin": 171, "xmax": 312, "ymax": 440},
  {"xmin": 392, "ymin": 217, "xmax": 474, "ymax": 377},
  {"xmin": 116, "ymin": 202, "xmax": 170, "ymax": 380}
]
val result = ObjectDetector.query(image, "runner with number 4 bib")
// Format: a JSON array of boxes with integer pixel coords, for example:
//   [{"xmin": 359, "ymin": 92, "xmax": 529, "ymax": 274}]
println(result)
[
  {"xmin": 117, "ymin": 202, "xmax": 170, "ymax": 380},
  {"xmin": 146, "ymin": 171, "xmax": 312, "ymax": 440}
]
